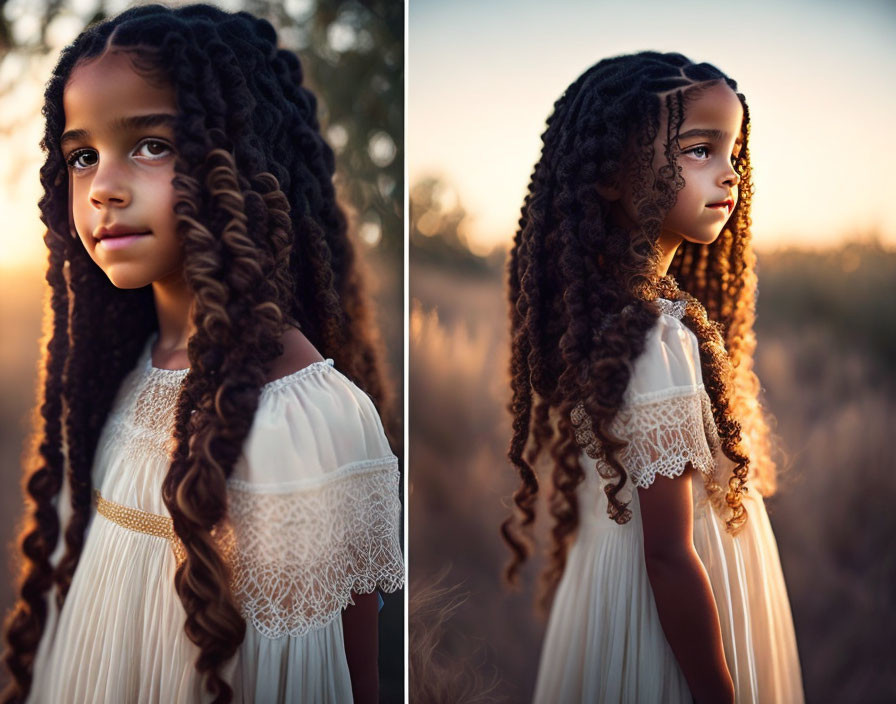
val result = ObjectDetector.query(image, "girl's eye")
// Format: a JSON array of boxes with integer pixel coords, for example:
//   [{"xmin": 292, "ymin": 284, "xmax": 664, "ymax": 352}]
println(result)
[
  {"xmin": 65, "ymin": 148, "xmax": 97, "ymax": 171},
  {"xmin": 687, "ymin": 145, "xmax": 711, "ymax": 160},
  {"xmin": 65, "ymin": 138, "xmax": 173, "ymax": 171},
  {"xmin": 135, "ymin": 139, "xmax": 172, "ymax": 160}
]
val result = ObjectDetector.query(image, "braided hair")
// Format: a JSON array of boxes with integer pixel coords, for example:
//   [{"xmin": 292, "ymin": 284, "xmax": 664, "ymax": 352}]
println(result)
[
  {"xmin": 1, "ymin": 5, "xmax": 394, "ymax": 702},
  {"xmin": 502, "ymin": 51, "xmax": 778, "ymax": 609}
]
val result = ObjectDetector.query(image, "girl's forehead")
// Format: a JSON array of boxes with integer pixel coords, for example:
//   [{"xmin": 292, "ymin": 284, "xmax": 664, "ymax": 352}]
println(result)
[
  {"xmin": 680, "ymin": 83, "xmax": 742, "ymax": 126},
  {"xmin": 670, "ymin": 82, "xmax": 743, "ymax": 141},
  {"xmin": 63, "ymin": 50, "xmax": 175, "ymax": 129}
]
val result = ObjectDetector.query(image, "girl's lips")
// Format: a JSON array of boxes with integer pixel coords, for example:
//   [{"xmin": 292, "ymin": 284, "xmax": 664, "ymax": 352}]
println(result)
[
  {"xmin": 97, "ymin": 232, "xmax": 150, "ymax": 250},
  {"xmin": 707, "ymin": 200, "xmax": 733, "ymax": 211}
]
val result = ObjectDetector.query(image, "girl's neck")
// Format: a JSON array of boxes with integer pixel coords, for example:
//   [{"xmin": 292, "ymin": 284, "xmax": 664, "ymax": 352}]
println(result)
[
  {"xmin": 656, "ymin": 230, "xmax": 684, "ymax": 277},
  {"xmin": 152, "ymin": 271, "xmax": 196, "ymax": 354}
]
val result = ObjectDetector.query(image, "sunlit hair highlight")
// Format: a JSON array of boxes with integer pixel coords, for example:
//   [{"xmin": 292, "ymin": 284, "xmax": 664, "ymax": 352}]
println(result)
[
  {"xmin": 502, "ymin": 50, "xmax": 780, "ymax": 609},
  {"xmin": 1, "ymin": 4, "xmax": 394, "ymax": 702}
]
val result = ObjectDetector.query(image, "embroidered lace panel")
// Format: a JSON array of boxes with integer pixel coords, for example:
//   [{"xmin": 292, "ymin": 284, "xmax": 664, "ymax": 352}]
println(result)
[
  {"xmin": 96, "ymin": 366, "xmax": 183, "ymax": 465},
  {"xmin": 571, "ymin": 387, "xmax": 720, "ymax": 489},
  {"xmin": 219, "ymin": 460, "xmax": 404, "ymax": 638}
]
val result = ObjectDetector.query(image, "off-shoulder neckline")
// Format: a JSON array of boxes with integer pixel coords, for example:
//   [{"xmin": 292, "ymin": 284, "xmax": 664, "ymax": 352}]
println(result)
[{"xmin": 142, "ymin": 333, "xmax": 337, "ymax": 393}]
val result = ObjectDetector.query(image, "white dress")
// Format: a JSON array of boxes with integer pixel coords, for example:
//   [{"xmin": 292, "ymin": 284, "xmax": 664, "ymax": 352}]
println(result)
[
  {"xmin": 533, "ymin": 299, "xmax": 804, "ymax": 704},
  {"xmin": 27, "ymin": 333, "xmax": 405, "ymax": 703}
]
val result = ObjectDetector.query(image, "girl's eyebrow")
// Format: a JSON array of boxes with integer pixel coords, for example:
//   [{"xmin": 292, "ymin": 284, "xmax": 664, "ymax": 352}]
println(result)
[
  {"xmin": 60, "ymin": 112, "xmax": 177, "ymax": 149},
  {"xmin": 677, "ymin": 128, "xmax": 729, "ymax": 141}
]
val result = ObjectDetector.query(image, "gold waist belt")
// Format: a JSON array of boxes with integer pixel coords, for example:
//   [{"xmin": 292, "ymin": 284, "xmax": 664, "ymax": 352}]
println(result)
[{"xmin": 93, "ymin": 489, "xmax": 186, "ymax": 564}]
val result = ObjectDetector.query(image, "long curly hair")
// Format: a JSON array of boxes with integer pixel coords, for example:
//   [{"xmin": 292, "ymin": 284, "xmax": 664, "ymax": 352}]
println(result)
[
  {"xmin": 1, "ymin": 4, "xmax": 395, "ymax": 702},
  {"xmin": 501, "ymin": 51, "xmax": 780, "ymax": 608}
]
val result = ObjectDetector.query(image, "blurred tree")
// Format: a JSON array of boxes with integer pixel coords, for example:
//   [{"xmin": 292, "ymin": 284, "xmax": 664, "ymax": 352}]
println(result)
[
  {"xmin": 410, "ymin": 175, "xmax": 467, "ymax": 248},
  {"xmin": 410, "ymin": 174, "xmax": 499, "ymax": 276},
  {"xmin": 288, "ymin": 0, "xmax": 403, "ymax": 258}
]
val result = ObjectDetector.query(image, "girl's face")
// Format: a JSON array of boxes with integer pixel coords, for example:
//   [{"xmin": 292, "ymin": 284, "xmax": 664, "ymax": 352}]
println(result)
[
  {"xmin": 62, "ymin": 49, "xmax": 182, "ymax": 290},
  {"xmin": 653, "ymin": 81, "xmax": 743, "ymax": 245},
  {"xmin": 611, "ymin": 80, "xmax": 743, "ymax": 248}
]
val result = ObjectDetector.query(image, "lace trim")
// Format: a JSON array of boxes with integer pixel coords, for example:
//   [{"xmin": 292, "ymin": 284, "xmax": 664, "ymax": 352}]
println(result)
[
  {"xmin": 655, "ymin": 297, "xmax": 686, "ymax": 319},
  {"xmin": 571, "ymin": 388, "xmax": 717, "ymax": 489},
  {"xmin": 142, "ymin": 350, "xmax": 337, "ymax": 396},
  {"xmin": 219, "ymin": 462, "xmax": 405, "ymax": 638}
]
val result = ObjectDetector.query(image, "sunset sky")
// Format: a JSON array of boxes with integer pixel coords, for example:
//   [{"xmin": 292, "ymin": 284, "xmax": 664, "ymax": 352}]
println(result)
[{"xmin": 409, "ymin": 0, "xmax": 896, "ymax": 253}]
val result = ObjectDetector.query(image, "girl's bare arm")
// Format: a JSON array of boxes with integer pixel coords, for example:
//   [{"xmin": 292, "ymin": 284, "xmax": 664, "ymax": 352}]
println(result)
[{"xmin": 638, "ymin": 465, "xmax": 735, "ymax": 704}]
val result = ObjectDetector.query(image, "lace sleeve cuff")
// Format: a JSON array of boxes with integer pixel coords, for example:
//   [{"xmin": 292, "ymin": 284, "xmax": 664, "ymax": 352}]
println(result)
[
  {"xmin": 617, "ymin": 388, "xmax": 717, "ymax": 488},
  {"xmin": 572, "ymin": 387, "xmax": 719, "ymax": 489},
  {"xmin": 219, "ymin": 459, "xmax": 405, "ymax": 639}
]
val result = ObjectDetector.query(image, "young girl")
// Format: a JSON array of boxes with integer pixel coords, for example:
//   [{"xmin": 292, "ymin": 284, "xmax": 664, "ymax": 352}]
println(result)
[
  {"xmin": 1, "ymin": 4, "xmax": 404, "ymax": 703},
  {"xmin": 502, "ymin": 52, "xmax": 804, "ymax": 703}
]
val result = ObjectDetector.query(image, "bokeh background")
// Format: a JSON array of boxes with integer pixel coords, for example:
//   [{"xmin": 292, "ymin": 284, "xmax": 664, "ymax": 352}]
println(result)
[
  {"xmin": 409, "ymin": 0, "xmax": 895, "ymax": 702},
  {"xmin": 0, "ymin": 0, "xmax": 404, "ymax": 701}
]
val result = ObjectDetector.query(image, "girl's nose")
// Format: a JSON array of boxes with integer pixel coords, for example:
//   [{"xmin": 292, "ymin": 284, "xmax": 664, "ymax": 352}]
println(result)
[
  {"xmin": 89, "ymin": 164, "xmax": 131, "ymax": 208},
  {"xmin": 721, "ymin": 163, "xmax": 741, "ymax": 188}
]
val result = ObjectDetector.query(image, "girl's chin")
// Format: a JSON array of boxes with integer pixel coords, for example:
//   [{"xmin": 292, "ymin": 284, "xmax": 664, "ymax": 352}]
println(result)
[
  {"xmin": 108, "ymin": 279, "xmax": 150, "ymax": 290},
  {"xmin": 683, "ymin": 230, "xmax": 724, "ymax": 245},
  {"xmin": 100, "ymin": 269, "xmax": 154, "ymax": 290},
  {"xmin": 94, "ymin": 258, "xmax": 182, "ymax": 290}
]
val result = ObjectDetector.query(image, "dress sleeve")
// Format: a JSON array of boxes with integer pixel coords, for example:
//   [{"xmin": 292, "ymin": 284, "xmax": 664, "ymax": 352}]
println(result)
[
  {"xmin": 575, "ymin": 313, "xmax": 719, "ymax": 489},
  {"xmin": 217, "ymin": 361, "xmax": 404, "ymax": 640}
]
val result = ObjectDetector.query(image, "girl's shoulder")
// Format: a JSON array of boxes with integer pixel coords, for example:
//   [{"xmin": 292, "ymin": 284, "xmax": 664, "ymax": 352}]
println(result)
[
  {"xmin": 624, "ymin": 298, "xmax": 703, "ymax": 404},
  {"xmin": 261, "ymin": 325, "xmax": 325, "ymax": 385},
  {"xmin": 257, "ymin": 325, "xmax": 389, "ymax": 449}
]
